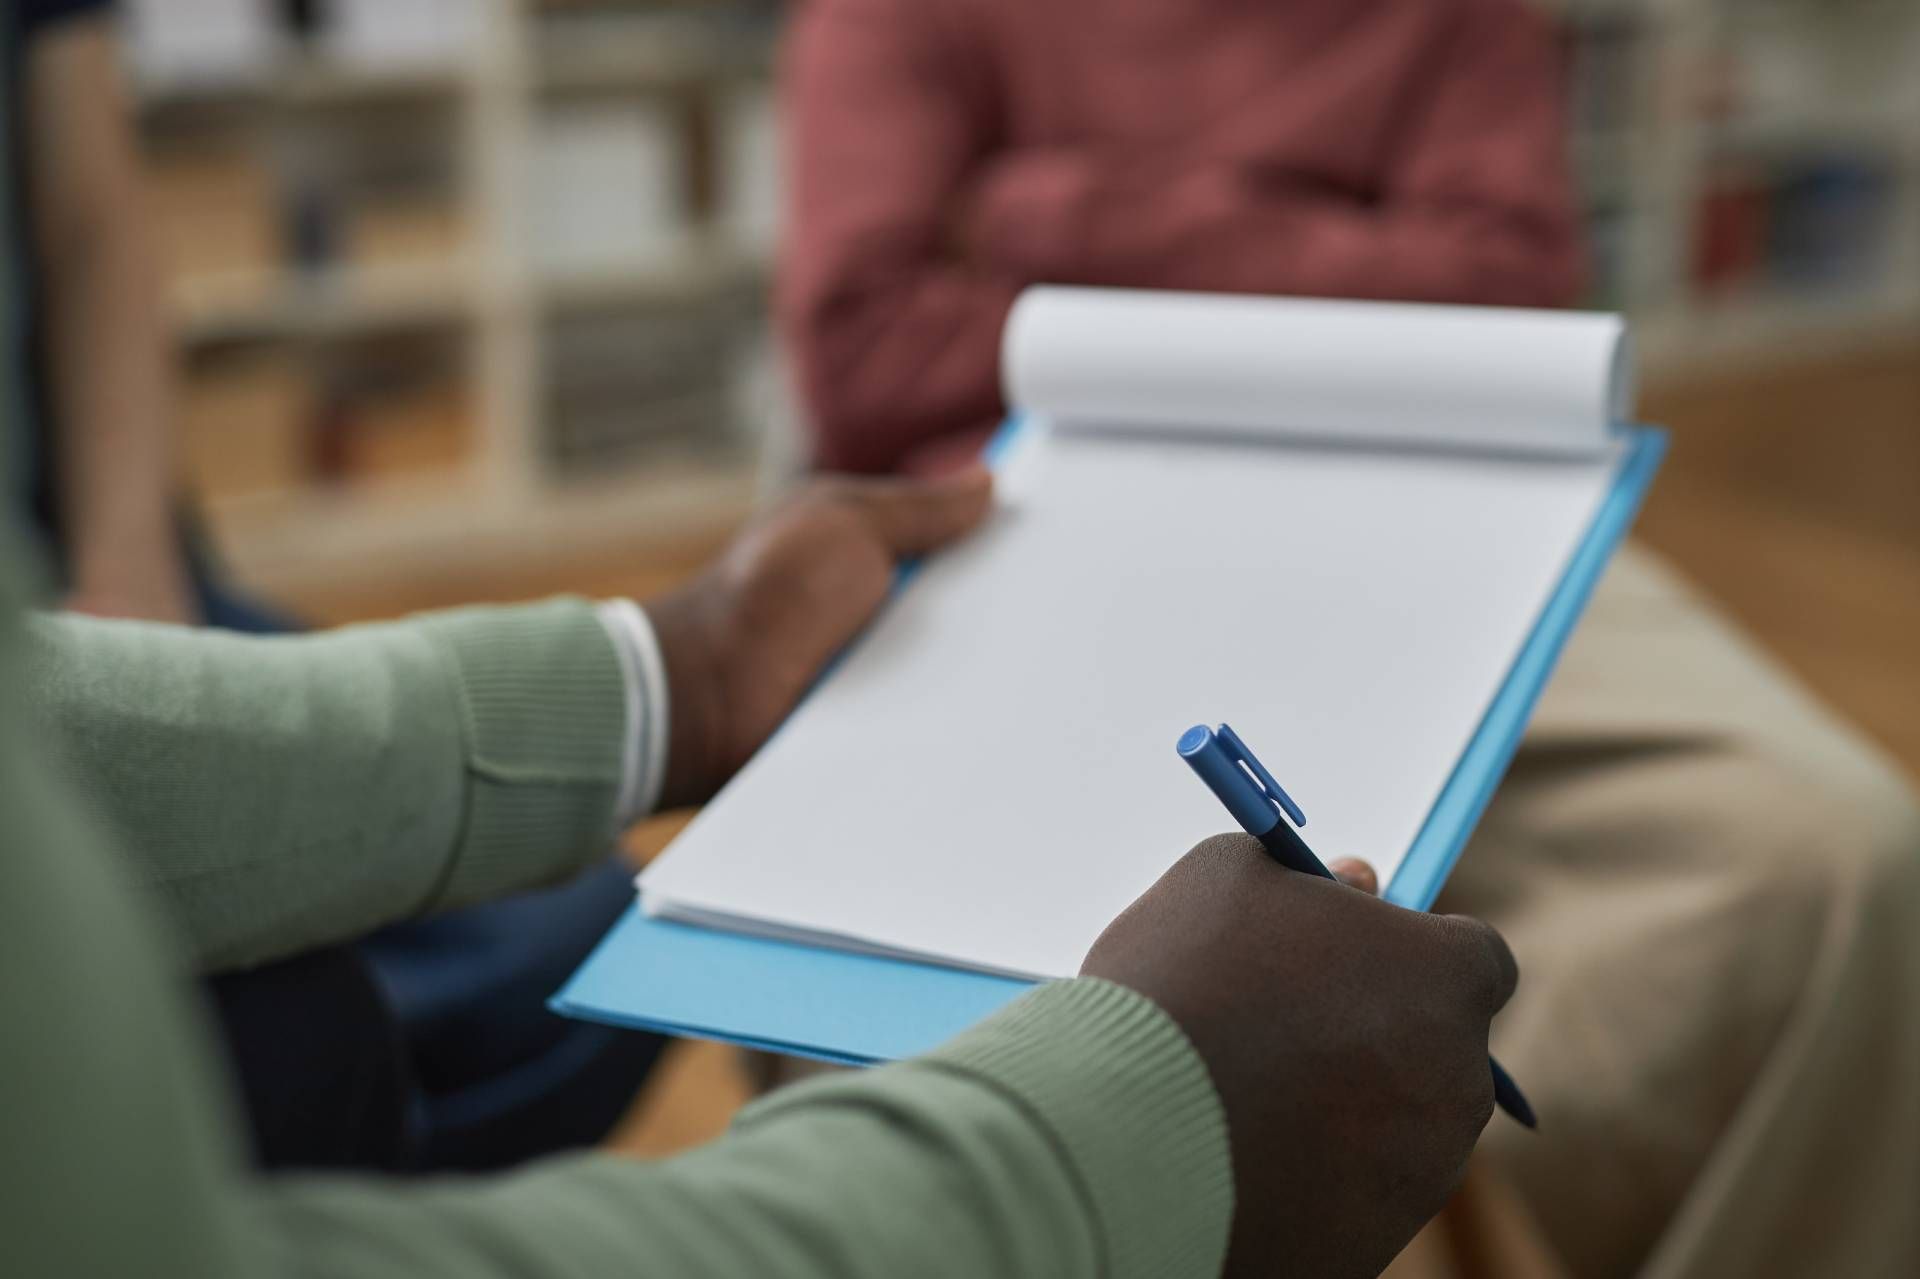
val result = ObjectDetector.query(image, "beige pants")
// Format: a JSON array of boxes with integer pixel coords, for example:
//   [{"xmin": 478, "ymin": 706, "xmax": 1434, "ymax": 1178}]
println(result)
[{"xmin": 1418, "ymin": 544, "xmax": 1920, "ymax": 1279}]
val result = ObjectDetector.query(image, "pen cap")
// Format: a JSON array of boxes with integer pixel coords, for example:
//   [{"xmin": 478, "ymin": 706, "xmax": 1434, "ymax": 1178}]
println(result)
[{"xmin": 1178, "ymin": 724, "xmax": 1287, "ymax": 837}]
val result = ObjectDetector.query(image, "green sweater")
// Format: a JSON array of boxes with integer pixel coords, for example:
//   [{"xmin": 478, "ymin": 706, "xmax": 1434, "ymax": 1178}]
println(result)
[{"xmin": 0, "ymin": 541, "xmax": 1235, "ymax": 1277}]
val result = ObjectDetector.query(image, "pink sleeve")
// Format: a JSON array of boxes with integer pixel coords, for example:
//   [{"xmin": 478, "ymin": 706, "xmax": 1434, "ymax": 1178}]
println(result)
[
  {"xmin": 965, "ymin": 0, "xmax": 1586, "ymax": 308},
  {"xmin": 778, "ymin": 0, "xmax": 1019, "ymax": 474}
]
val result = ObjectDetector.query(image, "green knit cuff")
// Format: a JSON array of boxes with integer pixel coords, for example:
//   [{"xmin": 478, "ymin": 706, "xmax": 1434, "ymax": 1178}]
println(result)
[
  {"xmin": 419, "ymin": 599, "xmax": 628, "ymax": 908},
  {"xmin": 924, "ymin": 978, "xmax": 1235, "ymax": 1279}
]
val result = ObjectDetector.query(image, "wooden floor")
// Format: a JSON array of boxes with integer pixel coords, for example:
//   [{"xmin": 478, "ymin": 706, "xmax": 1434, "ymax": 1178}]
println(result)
[
  {"xmin": 285, "ymin": 339, "xmax": 1920, "ymax": 1158},
  {"xmin": 1637, "ymin": 342, "xmax": 1920, "ymax": 769}
]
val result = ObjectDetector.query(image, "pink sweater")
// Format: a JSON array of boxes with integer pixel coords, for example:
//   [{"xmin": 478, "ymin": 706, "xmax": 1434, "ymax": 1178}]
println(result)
[{"xmin": 778, "ymin": 0, "xmax": 1586, "ymax": 473}]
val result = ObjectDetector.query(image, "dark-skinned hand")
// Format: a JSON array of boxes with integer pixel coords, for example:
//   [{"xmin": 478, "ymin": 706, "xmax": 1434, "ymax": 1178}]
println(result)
[
  {"xmin": 645, "ymin": 467, "xmax": 994, "ymax": 809},
  {"xmin": 1082, "ymin": 834, "xmax": 1518, "ymax": 1279}
]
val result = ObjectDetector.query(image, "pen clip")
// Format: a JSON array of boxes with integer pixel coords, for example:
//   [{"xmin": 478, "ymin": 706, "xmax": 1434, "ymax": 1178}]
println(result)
[{"xmin": 1216, "ymin": 723, "xmax": 1307, "ymax": 829}]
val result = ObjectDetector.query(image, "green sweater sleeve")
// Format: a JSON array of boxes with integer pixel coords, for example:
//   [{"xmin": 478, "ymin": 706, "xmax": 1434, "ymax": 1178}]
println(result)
[
  {"xmin": 248, "ymin": 981, "xmax": 1232, "ymax": 1279},
  {"xmin": 24, "ymin": 600, "xmax": 629, "ymax": 971},
  {"xmin": 0, "ymin": 547, "xmax": 1233, "ymax": 1279}
]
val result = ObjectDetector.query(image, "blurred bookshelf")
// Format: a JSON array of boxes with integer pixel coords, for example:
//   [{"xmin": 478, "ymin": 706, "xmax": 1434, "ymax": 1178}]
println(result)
[
  {"xmin": 130, "ymin": 0, "xmax": 1918, "ymax": 592},
  {"xmin": 1552, "ymin": 0, "xmax": 1920, "ymax": 375},
  {"xmin": 130, "ymin": 0, "xmax": 775, "ymax": 592}
]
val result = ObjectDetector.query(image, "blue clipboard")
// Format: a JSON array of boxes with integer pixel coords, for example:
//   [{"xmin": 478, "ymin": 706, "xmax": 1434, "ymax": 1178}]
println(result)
[{"xmin": 553, "ymin": 423, "xmax": 1669, "ymax": 1065}]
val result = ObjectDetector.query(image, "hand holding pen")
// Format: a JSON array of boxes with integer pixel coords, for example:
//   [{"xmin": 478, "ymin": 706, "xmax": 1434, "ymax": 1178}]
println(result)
[
  {"xmin": 1179, "ymin": 722, "xmax": 1535, "ymax": 1129},
  {"xmin": 1082, "ymin": 821, "xmax": 1525, "ymax": 1275}
]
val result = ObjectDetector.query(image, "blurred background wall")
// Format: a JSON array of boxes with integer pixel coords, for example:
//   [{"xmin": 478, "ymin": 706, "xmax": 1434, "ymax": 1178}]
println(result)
[
  {"xmin": 118, "ymin": 0, "xmax": 1920, "ymax": 1153},
  {"xmin": 127, "ymin": 0, "xmax": 1920, "ymax": 794},
  {"xmin": 136, "ymin": 0, "xmax": 1920, "ymax": 762}
]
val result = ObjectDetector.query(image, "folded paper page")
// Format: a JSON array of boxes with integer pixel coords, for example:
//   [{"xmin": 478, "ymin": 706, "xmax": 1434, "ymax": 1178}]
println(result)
[{"xmin": 1004, "ymin": 287, "xmax": 1632, "ymax": 457}]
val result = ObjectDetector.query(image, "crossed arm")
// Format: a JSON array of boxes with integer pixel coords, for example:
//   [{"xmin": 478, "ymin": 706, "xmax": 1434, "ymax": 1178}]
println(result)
[{"xmin": 779, "ymin": 0, "xmax": 1584, "ymax": 474}]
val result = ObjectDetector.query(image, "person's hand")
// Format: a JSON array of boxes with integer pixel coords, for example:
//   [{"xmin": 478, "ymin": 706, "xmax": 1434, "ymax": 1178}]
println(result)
[
  {"xmin": 645, "ymin": 467, "xmax": 994, "ymax": 808},
  {"xmin": 1082, "ymin": 834, "xmax": 1518, "ymax": 1279}
]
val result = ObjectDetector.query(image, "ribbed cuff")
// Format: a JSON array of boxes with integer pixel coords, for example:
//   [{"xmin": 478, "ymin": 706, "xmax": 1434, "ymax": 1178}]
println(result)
[
  {"xmin": 594, "ymin": 598, "xmax": 670, "ymax": 824},
  {"xmin": 924, "ymin": 978, "xmax": 1234, "ymax": 1279},
  {"xmin": 419, "ymin": 599, "xmax": 627, "ymax": 907}
]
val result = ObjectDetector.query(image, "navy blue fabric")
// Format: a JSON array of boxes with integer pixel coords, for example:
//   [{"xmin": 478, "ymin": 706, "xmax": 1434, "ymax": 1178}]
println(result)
[
  {"xmin": 205, "ymin": 946, "xmax": 412, "ymax": 1172},
  {"xmin": 362, "ymin": 858, "xmax": 670, "ymax": 1172},
  {"xmin": 17, "ymin": 0, "xmax": 111, "ymax": 32},
  {"xmin": 208, "ymin": 859, "xmax": 667, "ymax": 1174}
]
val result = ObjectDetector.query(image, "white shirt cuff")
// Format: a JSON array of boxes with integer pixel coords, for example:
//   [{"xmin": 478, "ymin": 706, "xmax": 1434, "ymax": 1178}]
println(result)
[{"xmin": 595, "ymin": 598, "xmax": 671, "ymax": 825}]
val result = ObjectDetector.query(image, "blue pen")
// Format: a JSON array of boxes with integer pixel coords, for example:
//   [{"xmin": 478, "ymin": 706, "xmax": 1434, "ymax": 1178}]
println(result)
[{"xmin": 1178, "ymin": 722, "xmax": 1537, "ymax": 1130}]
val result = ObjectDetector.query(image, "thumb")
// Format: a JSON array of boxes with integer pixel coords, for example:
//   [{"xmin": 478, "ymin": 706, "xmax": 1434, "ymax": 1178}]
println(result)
[
  {"xmin": 1329, "ymin": 858, "xmax": 1379, "ymax": 895},
  {"xmin": 841, "ymin": 466, "xmax": 995, "ymax": 557}
]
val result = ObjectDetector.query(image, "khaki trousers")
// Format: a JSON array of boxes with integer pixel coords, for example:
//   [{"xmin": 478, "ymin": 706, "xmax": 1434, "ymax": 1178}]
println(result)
[{"xmin": 1412, "ymin": 544, "xmax": 1920, "ymax": 1279}]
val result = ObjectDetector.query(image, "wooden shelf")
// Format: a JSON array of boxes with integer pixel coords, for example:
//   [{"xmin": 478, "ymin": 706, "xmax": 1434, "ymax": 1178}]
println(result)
[
  {"xmin": 535, "ymin": 234, "xmax": 769, "ymax": 312},
  {"xmin": 210, "ymin": 457, "xmax": 758, "ymax": 597},
  {"xmin": 171, "ymin": 260, "xmax": 481, "ymax": 345},
  {"xmin": 536, "ymin": 20, "xmax": 773, "ymax": 95},
  {"xmin": 139, "ymin": 60, "xmax": 470, "ymax": 112},
  {"xmin": 1640, "ymin": 288, "xmax": 1920, "ymax": 378},
  {"xmin": 1705, "ymin": 111, "xmax": 1920, "ymax": 159},
  {"xmin": 168, "ymin": 239, "xmax": 770, "ymax": 343},
  {"xmin": 1540, "ymin": 0, "xmax": 1660, "ymax": 18}
]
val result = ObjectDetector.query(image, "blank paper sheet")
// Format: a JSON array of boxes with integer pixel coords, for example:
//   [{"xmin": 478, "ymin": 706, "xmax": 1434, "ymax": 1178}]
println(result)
[{"xmin": 640, "ymin": 427, "xmax": 1624, "ymax": 980}]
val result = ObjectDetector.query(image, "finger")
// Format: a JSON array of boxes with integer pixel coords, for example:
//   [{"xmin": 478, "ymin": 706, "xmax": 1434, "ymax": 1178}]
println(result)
[
  {"xmin": 1329, "ymin": 858, "xmax": 1379, "ymax": 895},
  {"xmin": 836, "ymin": 467, "xmax": 995, "ymax": 556},
  {"xmin": 1433, "ymin": 914, "xmax": 1521, "ymax": 1015}
]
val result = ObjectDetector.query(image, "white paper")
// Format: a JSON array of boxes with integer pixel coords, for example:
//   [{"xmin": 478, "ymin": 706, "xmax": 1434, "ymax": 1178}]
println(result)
[
  {"xmin": 641, "ymin": 427, "xmax": 1623, "ymax": 980},
  {"xmin": 1004, "ymin": 288, "xmax": 1633, "ymax": 457}
]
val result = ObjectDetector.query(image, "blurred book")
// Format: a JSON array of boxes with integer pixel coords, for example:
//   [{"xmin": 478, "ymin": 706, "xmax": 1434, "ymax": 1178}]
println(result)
[
  {"xmin": 317, "ymin": 0, "xmax": 479, "ymax": 70},
  {"xmin": 529, "ymin": 103, "xmax": 690, "ymax": 271},
  {"xmin": 345, "ymin": 197, "xmax": 468, "ymax": 269},
  {"xmin": 313, "ymin": 339, "xmax": 473, "ymax": 483},
  {"xmin": 1560, "ymin": 11, "xmax": 1645, "ymax": 139},
  {"xmin": 1691, "ymin": 163, "xmax": 1770, "ymax": 297},
  {"xmin": 1583, "ymin": 204, "xmax": 1635, "ymax": 311},
  {"xmin": 122, "ymin": 0, "xmax": 284, "ymax": 88},
  {"xmin": 337, "ymin": 381, "xmax": 472, "ymax": 480},
  {"xmin": 1690, "ymin": 150, "xmax": 1897, "ymax": 299},
  {"xmin": 148, "ymin": 146, "xmax": 284, "ymax": 286},
  {"xmin": 717, "ymin": 82, "xmax": 779, "ymax": 252},
  {"xmin": 281, "ymin": 96, "xmax": 463, "ymax": 273},
  {"xmin": 180, "ymin": 350, "xmax": 314, "ymax": 501},
  {"xmin": 544, "ymin": 302, "xmax": 744, "ymax": 472},
  {"xmin": 1767, "ymin": 155, "xmax": 1896, "ymax": 293}
]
